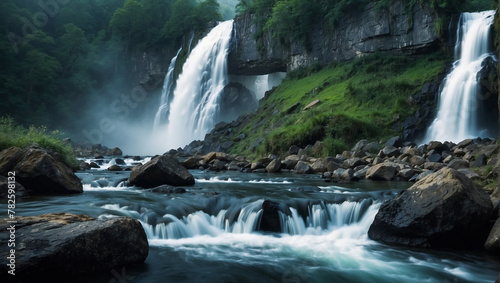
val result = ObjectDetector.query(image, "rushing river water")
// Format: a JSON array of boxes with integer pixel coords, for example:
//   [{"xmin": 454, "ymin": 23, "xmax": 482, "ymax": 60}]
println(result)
[{"xmin": 15, "ymin": 157, "xmax": 500, "ymax": 282}]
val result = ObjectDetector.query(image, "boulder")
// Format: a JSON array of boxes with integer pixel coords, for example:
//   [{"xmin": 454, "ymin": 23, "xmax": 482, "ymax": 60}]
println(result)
[
  {"xmin": 310, "ymin": 159, "xmax": 327, "ymax": 173},
  {"xmin": 107, "ymin": 165, "xmax": 123, "ymax": 171},
  {"xmin": 368, "ymin": 168, "xmax": 493, "ymax": 248},
  {"xmin": 294, "ymin": 161, "xmax": 313, "ymax": 174},
  {"xmin": 366, "ymin": 162, "xmax": 399, "ymax": 181},
  {"xmin": 447, "ymin": 159, "xmax": 469, "ymax": 170},
  {"xmin": 385, "ymin": 136, "xmax": 403, "ymax": 148},
  {"xmin": 0, "ymin": 176, "xmax": 29, "ymax": 198},
  {"xmin": 129, "ymin": 154, "xmax": 194, "ymax": 188},
  {"xmin": 342, "ymin": 158, "xmax": 368, "ymax": 169},
  {"xmin": 109, "ymin": 147, "xmax": 123, "ymax": 156},
  {"xmin": 182, "ymin": 156, "xmax": 202, "ymax": 169},
  {"xmin": 484, "ymin": 218, "xmax": 500, "ymax": 253},
  {"xmin": 259, "ymin": 200, "xmax": 283, "ymax": 233},
  {"xmin": 266, "ymin": 158, "xmax": 281, "ymax": 173},
  {"xmin": 0, "ymin": 213, "xmax": 148, "ymax": 282},
  {"xmin": 0, "ymin": 146, "xmax": 82, "ymax": 195}
]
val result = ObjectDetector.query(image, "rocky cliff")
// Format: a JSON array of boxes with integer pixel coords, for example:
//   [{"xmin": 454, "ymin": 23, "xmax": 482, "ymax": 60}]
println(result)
[{"xmin": 228, "ymin": 1, "xmax": 439, "ymax": 75}]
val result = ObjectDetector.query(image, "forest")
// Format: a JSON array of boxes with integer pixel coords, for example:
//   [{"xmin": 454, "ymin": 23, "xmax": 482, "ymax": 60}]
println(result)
[{"xmin": 0, "ymin": 0, "xmax": 495, "ymax": 137}]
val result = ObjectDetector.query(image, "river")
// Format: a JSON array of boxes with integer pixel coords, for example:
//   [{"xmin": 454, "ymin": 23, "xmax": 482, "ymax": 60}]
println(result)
[{"xmin": 15, "ymin": 156, "xmax": 500, "ymax": 282}]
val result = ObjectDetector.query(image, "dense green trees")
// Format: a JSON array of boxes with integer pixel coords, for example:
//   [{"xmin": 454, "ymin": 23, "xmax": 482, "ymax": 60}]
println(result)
[{"xmin": 0, "ymin": 0, "xmax": 224, "ymax": 133}]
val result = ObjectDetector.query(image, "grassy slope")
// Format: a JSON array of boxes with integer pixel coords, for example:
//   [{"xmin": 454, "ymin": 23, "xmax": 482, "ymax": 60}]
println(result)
[
  {"xmin": 0, "ymin": 117, "xmax": 78, "ymax": 168},
  {"xmin": 229, "ymin": 52, "xmax": 451, "ymax": 159}
]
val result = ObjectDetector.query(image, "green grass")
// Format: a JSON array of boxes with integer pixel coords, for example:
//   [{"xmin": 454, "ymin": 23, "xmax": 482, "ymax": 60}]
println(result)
[
  {"xmin": 0, "ymin": 116, "xmax": 78, "ymax": 168},
  {"xmin": 229, "ymin": 52, "xmax": 450, "ymax": 159}
]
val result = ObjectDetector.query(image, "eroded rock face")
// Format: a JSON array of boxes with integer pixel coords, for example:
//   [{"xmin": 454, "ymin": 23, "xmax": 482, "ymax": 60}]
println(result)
[
  {"xmin": 129, "ymin": 154, "xmax": 194, "ymax": 188},
  {"xmin": 368, "ymin": 168, "xmax": 493, "ymax": 249},
  {"xmin": 0, "ymin": 213, "xmax": 148, "ymax": 282},
  {"xmin": 0, "ymin": 146, "xmax": 82, "ymax": 195},
  {"xmin": 229, "ymin": 1, "xmax": 438, "ymax": 75}
]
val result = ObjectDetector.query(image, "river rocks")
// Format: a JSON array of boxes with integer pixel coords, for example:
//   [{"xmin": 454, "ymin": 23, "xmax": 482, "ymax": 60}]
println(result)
[
  {"xmin": 366, "ymin": 162, "xmax": 399, "ymax": 181},
  {"xmin": 266, "ymin": 158, "xmax": 281, "ymax": 173},
  {"xmin": 108, "ymin": 164, "xmax": 123, "ymax": 171},
  {"xmin": 0, "ymin": 213, "xmax": 148, "ymax": 281},
  {"xmin": 484, "ymin": 218, "xmax": 500, "ymax": 253},
  {"xmin": 0, "ymin": 146, "xmax": 83, "ymax": 195},
  {"xmin": 0, "ymin": 176, "xmax": 29, "ymax": 198},
  {"xmin": 368, "ymin": 168, "xmax": 493, "ymax": 249},
  {"xmin": 294, "ymin": 161, "xmax": 313, "ymax": 174},
  {"xmin": 129, "ymin": 154, "xmax": 194, "ymax": 188},
  {"xmin": 259, "ymin": 200, "xmax": 283, "ymax": 233}
]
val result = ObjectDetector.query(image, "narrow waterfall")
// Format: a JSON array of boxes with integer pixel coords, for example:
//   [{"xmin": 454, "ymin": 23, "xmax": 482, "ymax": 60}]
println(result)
[
  {"xmin": 164, "ymin": 20, "xmax": 234, "ymax": 149},
  {"xmin": 424, "ymin": 11, "xmax": 496, "ymax": 143},
  {"xmin": 153, "ymin": 47, "xmax": 182, "ymax": 130},
  {"xmin": 140, "ymin": 199, "xmax": 379, "ymax": 240}
]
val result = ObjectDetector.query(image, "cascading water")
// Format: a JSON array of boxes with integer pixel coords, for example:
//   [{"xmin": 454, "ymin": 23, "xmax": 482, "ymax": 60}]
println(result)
[
  {"xmin": 140, "ymin": 198, "xmax": 378, "ymax": 240},
  {"xmin": 424, "ymin": 11, "xmax": 496, "ymax": 143},
  {"xmin": 164, "ymin": 20, "xmax": 234, "ymax": 149},
  {"xmin": 153, "ymin": 47, "xmax": 182, "ymax": 130}
]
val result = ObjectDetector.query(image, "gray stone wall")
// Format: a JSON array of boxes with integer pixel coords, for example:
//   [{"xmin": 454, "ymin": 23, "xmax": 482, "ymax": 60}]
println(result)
[{"xmin": 228, "ymin": 1, "xmax": 439, "ymax": 75}]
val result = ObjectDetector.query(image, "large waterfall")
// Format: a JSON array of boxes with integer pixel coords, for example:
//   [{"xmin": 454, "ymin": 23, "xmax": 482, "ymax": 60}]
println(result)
[
  {"xmin": 163, "ymin": 20, "xmax": 234, "ymax": 149},
  {"xmin": 424, "ymin": 11, "xmax": 496, "ymax": 143}
]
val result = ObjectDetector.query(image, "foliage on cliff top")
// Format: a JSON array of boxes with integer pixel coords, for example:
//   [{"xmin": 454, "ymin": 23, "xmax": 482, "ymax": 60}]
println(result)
[
  {"xmin": 229, "ymin": 52, "xmax": 451, "ymax": 158},
  {"xmin": 0, "ymin": 117, "xmax": 78, "ymax": 168}
]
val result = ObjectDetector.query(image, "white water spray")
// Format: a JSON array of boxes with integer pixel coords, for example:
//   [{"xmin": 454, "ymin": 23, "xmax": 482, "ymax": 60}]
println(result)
[
  {"xmin": 164, "ymin": 20, "xmax": 234, "ymax": 149},
  {"xmin": 424, "ymin": 11, "xmax": 496, "ymax": 143}
]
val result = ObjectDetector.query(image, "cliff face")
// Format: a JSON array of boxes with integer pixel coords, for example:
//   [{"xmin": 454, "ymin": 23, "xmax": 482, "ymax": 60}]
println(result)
[{"xmin": 228, "ymin": 1, "xmax": 439, "ymax": 76}]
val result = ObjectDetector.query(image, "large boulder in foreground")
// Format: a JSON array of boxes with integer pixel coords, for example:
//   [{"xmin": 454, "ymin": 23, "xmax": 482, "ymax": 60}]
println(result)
[
  {"xmin": 0, "ymin": 146, "xmax": 82, "ymax": 194},
  {"xmin": 368, "ymin": 168, "xmax": 493, "ymax": 248},
  {"xmin": 129, "ymin": 154, "xmax": 194, "ymax": 188},
  {"xmin": 0, "ymin": 213, "xmax": 148, "ymax": 281}
]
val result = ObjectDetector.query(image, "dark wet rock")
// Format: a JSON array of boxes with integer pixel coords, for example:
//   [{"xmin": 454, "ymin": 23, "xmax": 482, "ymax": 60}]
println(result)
[
  {"xmin": 366, "ymin": 162, "xmax": 399, "ymax": 181},
  {"xmin": 288, "ymin": 145, "xmax": 300, "ymax": 155},
  {"xmin": 0, "ymin": 213, "xmax": 148, "ymax": 282},
  {"xmin": 79, "ymin": 161, "xmax": 91, "ymax": 170},
  {"xmin": 283, "ymin": 155, "xmax": 301, "ymax": 169},
  {"xmin": 109, "ymin": 147, "xmax": 123, "ymax": 156},
  {"xmin": 0, "ymin": 176, "xmax": 29, "ymax": 198},
  {"xmin": 0, "ymin": 146, "xmax": 82, "ymax": 195},
  {"xmin": 447, "ymin": 159, "xmax": 469, "ymax": 170},
  {"xmin": 368, "ymin": 168, "xmax": 493, "ymax": 249},
  {"xmin": 115, "ymin": 158, "xmax": 126, "ymax": 165},
  {"xmin": 89, "ymin": 162, "xmax": 100, "ymax": 168},
  {"xmin": 151, "ymin": 185, "xmax": 186, "ymax": 194},
  {"xmin": 210, "ymin": 159, "xmax": 227, "ymax": 171},
  {"xmin": 422, "ymin": 162, "xmax": 446, "ymax": 171},
  {"xmin": 266, "ymin": 158, "xmax": 282, "ymax": 173},
  {"xmin": 397, "ymin": 168, "xmax": 421, "ymax": 181},
  {"xmin": 426, "ymin": 153, "xmax": 442, "ymax": 163},
  {"xmin": 259, "ymin": 200, "xmax": 287, "ymax": 233},
  {"xmin": 183, "ymin": 156, "xmax": 203, "ymax": 169},
  {"xmin": 484, "ymin": 218, "xmax": 500, "ymax": 253},
  {"xmin": 129, "ymin": 154, "xmax": 194, "ymax": 188},
  {"xmin": 379, "ymin": 146, "xmax": 400, "ymax": 158},
  {"xmin": 294, "ymin": 161, "xmax": 313, "ymax": 174},
  {"xmin": 470, "ymin": 153, "xmax": 487, "ymax": 168},
  {"xmin": 385, "ymin": 136, "xmax": 403, "ymax": 148},
  {"xmin": 342, "ymin": 158, "xmax": 368, "ymax": 169},
  {"xmin": 108, "ymin": 165, "xmax": 123, "ymax": 171}
]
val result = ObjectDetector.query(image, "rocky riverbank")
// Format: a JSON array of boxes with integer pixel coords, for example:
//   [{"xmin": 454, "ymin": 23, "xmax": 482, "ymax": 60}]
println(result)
[{"xmin": 0, "ymin": 213, "xmax": 148, "ymax": 282}]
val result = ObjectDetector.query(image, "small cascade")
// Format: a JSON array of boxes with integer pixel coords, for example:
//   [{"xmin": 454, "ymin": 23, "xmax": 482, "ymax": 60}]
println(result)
[
  {"xmin": 424, "ymin": 11, "xmax": 496, "ymax": 143},
  {"xmin": 153, "ymin": 47, "xmax": 182, "ymax": 130},
  {"xmin": 164, "ymin": 20, "xmax": 234, "ymax": 149},
  {"xmin": 142, "ymin": 199, "xmax": 264, "ymax": 239},
  {"xmin": 280, "ymin": 199, "xmax": 376, "ymax": 236},
  {"xmin": 140, "ymin": 198, "xmax": 379, "ymax": 240}
]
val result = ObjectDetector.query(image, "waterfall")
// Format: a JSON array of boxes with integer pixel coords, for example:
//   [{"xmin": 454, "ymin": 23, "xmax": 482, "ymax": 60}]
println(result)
[
  {"xmin": 164, "ymin": 20, "xmax": 234, "ymax": 149},
  {"xmin": 153, "ymin": 47, "xmax": 182, "ymax": 130},
  {"xmin": 424, "ymin": 11, "xmax": 496, "ymax": 143},
  {"xmin": 140, "ymin": 199, "xmax": 379, "ymax": 240}
]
